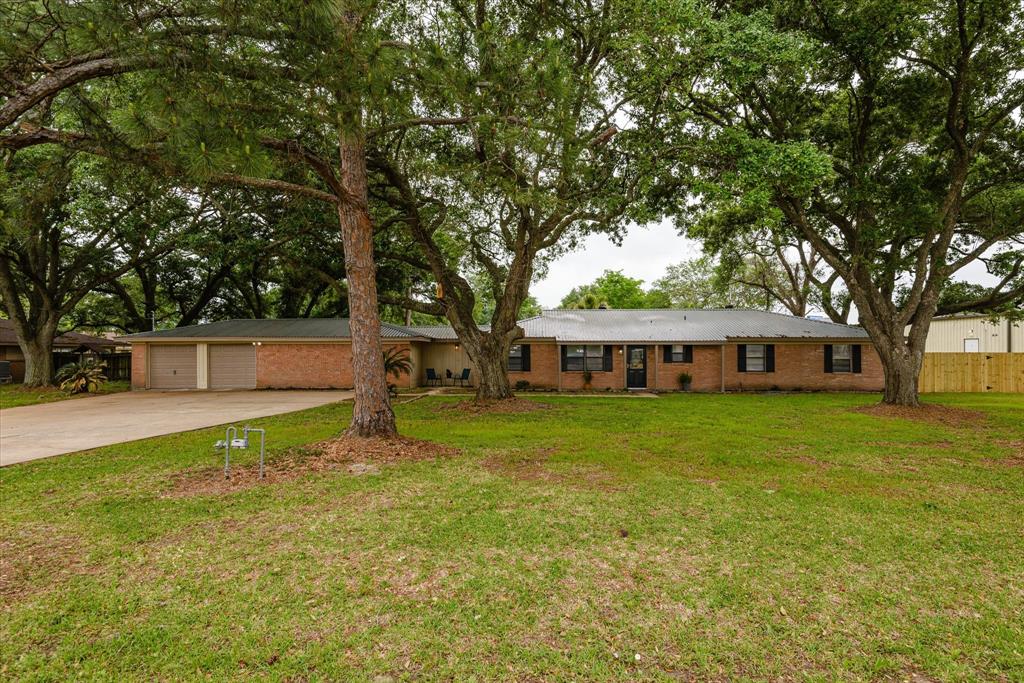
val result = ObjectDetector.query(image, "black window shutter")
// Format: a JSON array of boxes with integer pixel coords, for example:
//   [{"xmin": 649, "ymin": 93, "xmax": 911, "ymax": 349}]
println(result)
[
  {"xmin": 684, "ymin": 345, "xmax": 694, "ymax": 363},
  {"xmin": 664, "ymin": 345, "xmax": 673, "ymax": 363},
  {"xmin": 560, "ymin": 345, "xmax": 567, "ymax": 372},
  {"xmin": 765, "ymin": 344, "xmax": 775, "ymax": 372},
  {"xmin": 852, "ymin": 344, "xmax": 862, "ymax": 374},
  {"xmin": 603, "ymin": 345, "xmax": 613, "ymax": 371},
  {"xmin": 824, "ymin": 344, "xmax": 834, "ymax": 373},
  {"xmin": 521, "ymin": 344, "xmax": 531, "ymax": 372},
  {"xmin": 737, "ymin": 344, "xmax": 747, "ymax": 372}
]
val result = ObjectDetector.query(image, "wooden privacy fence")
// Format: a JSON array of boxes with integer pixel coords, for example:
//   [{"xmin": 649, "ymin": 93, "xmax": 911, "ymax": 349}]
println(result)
[{"xmin": 919, "ymin": 353, "xmax": 1024, "ymax": 393}]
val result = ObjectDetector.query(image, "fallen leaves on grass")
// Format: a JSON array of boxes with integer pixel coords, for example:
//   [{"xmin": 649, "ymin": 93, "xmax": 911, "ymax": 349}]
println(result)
[
  {"xmin": 0, "ymin": 526, "xmax": 94, "ymax": 599},
  {"xmin": 165, "ymin": 436, "xmax": 459, "ymax": 497},
  {"xmin": 436, "ymin": 397, "xmax": 551, "ymax": 415},
  {"xmin": 852, "ymin": 402, "xmax": 985, "ymax": 428},
  {"xmin": 481, "ymin": 447, "xmax": 622, "ymax": 490}
]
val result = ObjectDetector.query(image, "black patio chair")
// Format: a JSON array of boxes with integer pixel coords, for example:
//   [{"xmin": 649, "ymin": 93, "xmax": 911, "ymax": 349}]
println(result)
[
  {"xmin": 445, "ymin": 369, "xmax": 453, "ymax": 385},
  {"xmin": 0, "ymin": 361, "xmax": 11, "ymax": 385},
  {"xmin": 456, "ymin": 368, "xmax": 471, "ymax": 387},
  {"xmin": 425, "ymin": 368, "xmax": 440, "ymax": 387}
]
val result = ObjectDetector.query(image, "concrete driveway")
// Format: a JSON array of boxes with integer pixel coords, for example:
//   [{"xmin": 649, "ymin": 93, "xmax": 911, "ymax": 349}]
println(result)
[{"xmin": 0, "ymin": 390, "xmax": 352, "ymax": 466}]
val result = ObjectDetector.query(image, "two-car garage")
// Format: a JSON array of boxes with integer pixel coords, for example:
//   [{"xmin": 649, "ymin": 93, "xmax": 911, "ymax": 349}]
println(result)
[{"xmin": 148, "ymin": 343, "xmax": 256, "ymax": 390}]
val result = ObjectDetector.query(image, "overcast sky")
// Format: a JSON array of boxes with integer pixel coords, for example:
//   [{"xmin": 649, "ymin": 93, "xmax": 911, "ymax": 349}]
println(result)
[{"xmin": 530, "ymin": 221, "xmax": 999, "ymax": 317}]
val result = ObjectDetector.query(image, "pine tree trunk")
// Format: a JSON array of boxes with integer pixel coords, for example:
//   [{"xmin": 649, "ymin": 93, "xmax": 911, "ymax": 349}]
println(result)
[{"xmin": 337, "ymin": 133, "xmax": 397, "ymax": 438}]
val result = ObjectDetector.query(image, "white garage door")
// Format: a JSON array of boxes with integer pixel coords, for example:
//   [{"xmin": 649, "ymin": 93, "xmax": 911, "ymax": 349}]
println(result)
[
  {"xmin": 208, "ymin": 344, "xmax": 257, "ymax": 389},
  {"xmin": 149, "ymin": 345, "xmax": 197, "ymax": 389}
]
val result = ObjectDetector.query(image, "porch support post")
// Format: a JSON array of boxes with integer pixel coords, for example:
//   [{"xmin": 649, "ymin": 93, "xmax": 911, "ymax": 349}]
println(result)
[
  {"xmin": 622, "ymin": 344, "xmax": 627, "ymax": 389},
  {"xmin": 720, "ymin": 343, "xmax": 726, "ymax": 393},
  {"xmin": 653, "ymin": 344, "xmax": 659, "ymax": 391}
]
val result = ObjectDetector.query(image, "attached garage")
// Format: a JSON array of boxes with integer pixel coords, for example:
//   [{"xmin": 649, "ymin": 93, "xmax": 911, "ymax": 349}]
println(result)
[
  {"xmin": 208, "ymin": 344, "xmax": 256, "ymax": 389},
  {"xmin": 149, "ymin": 344, "xmax": 197, "ymax": 389}
]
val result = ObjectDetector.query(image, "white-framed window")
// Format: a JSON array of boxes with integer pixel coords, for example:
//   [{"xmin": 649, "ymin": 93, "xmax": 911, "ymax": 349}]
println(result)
[
  {"xmin": 670, "ymin": 344, "xmax": 687, "ymax": 362},
  {"xmin": 745, "ymin": 344, "xmax": 766, "ymax": 372},
  {"xmin": 508, "ymin": 344, "xmax": 524, "ymax": 371},
  {"xmin": 832, "ymin": 344, "xmax": 852, "ymax": 373},
  {"xmin": 565, "ymin": 345, "xmax": 604, "ymax": 371},
  {"xmin": 964, "ymin": 338, "xmax": 980, "ymax": 352}
]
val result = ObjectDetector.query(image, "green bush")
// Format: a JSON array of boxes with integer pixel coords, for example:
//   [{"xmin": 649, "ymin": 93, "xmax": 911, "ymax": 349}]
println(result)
[
  {"xmin": 678, "ymin": 372, "xmax": 693, "ymax": 390},
  {"xmin": 515, "ymin": 379, "xmax": 531, "ymax": 391},
  {"xmin": 55, "ymin": 358, "xmax": 107, "ymax": 395}
]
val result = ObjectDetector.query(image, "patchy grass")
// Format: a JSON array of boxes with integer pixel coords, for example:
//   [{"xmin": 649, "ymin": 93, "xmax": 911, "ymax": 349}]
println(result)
[
  {"xmin": 1, "ymin": 393, "xmax": 1022, "ymax": 681},
  {"xmin": 0, "ymin": 380, "xmax": 130, "ymax": 410}
]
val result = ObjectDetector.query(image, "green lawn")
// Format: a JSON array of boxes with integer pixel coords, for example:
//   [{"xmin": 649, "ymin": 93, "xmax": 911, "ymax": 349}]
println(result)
[
  {"xmin": 0, "ymin": 380, "xmax": 130, "ymax": 410},
  {"xmin": 1, "ymin": 393, "xmax": 1022, "ymax": 681}
]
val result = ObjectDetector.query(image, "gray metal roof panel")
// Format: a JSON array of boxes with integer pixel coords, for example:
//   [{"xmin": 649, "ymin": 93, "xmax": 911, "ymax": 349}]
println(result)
[
  {"xmin": 520, "ymin": 309, "xmax": 868, "ymax": 343},
  {"xmin": 120, "ymin": 318, "xmax": 418, "ymax": 340},
  {"xmin": 405, "ymin": 325, "xmax": 489, "ymax": 340}
]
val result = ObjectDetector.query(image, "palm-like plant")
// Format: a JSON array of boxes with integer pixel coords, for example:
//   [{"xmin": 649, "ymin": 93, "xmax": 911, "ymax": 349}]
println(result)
[
  {"xmin": 383, "ymin": 348, "xmax": 412, "ymax": 380},
  {"xmin": 573, "ymin": 293, "xmax": 609, "ymax": 310},
  {"xmin": 55, "ymin": 358, "xmax": 107, "ymax": 395}
]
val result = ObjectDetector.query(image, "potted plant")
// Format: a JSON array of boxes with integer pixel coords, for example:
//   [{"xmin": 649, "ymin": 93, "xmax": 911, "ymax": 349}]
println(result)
[
  {"xmin": 582, "ymin": 369, "xmax": 593, "ymax": 390},
  {"xmin": 678, "ymin": 371, "xmax": 693, "ymax": 392}
]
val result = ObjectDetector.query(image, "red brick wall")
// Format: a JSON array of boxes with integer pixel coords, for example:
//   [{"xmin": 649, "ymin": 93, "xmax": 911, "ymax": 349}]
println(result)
[
  {"xmin": 131, "ymin": 343, "xmax": 147, "ymax": 389},
  {"xmin": 723, "ymin": 342, "xmax": 884, "ymax": 392},
  {"xmin": 255, "ymin": 342, "xmax": 413, "ymax": 389},
  {"xmin": 653, "ymin": 345, "xmax": 723, "ymax": 391},
  {"xmin": 559, "ymin": 344, "xmax": 626, "ymax": 390},
  {"xmin": 508, "ymin": 343, "xmax": 559, "ymax": 389}
]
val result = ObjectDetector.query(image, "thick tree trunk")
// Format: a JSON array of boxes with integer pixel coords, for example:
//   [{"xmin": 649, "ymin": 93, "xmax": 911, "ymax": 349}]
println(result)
[
  {"xmin": 880, "ymin": 350, "xmax": 923, "ymax": 406},
  {"xmin": 465, "ymin": 334, "xmax": 515, "ymax": 401},
  {"xmin": 852, "ymin": 286, "xmax": 932, "ymax": 407},
  {"xmin": 21, "ymin": 334, "xmax": 56, "ymax": 387},
  {"xmin": 337, "ymin": 133, "xmax": 397, "ymax": 437}
]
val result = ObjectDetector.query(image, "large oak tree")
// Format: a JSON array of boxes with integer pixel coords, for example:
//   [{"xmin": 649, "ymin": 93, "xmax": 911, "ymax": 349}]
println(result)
[{"xmin": 635, "ymin": 0, "xmax": 1024, "ymax": 405}]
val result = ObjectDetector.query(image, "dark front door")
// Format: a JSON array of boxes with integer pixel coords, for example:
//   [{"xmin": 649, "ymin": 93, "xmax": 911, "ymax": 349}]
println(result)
[{"xmin": 626, "ymin": 345, "xmax": 647, "ymax": 389}]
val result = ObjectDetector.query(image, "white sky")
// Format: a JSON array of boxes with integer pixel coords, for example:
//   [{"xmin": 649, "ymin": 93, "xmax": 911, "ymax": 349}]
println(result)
[{"xmin": 530, "ymin": 221, "xmax": 1000, "ymax": 317}]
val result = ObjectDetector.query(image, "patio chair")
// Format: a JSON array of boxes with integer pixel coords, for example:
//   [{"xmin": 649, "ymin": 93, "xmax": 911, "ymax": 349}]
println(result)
[
  {"xmin": 456, "ymin": 368, "xmax": 471, "ymax": 387},
  {"xmin": 445, "ymin": 369, "xmax": 453, "ymax": 385},
  {"xmin": 0, "ymin": 361, "xmax": 11, "ymax": 384},
  {"xmin": 425, "ymin": 368, "xmax": 440, "ymax": 387}
]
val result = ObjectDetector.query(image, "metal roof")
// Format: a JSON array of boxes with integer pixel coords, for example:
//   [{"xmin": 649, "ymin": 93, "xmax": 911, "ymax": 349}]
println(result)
[
  {"xmin": 406, "ymin": 325, "xmax": 490, "ymax": 340},
  {"xmin": 518, "ymin": 309, "xmax": 869, "ymax": 343},
  {"xmin": 116, "ymin": 310, "xmax": 868, "ymax": 344},
  {"xmin": 119, "ymin": 318, "xmax": 420, "ymax": 340},
  {"xmin": 0, "ymin": 319, "xmax": 119, "ymax": 349}
]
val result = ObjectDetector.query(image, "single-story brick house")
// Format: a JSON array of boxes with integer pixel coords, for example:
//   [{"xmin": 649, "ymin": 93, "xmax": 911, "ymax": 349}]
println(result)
[
  {"xmin": 0, "ymin": 319, "xmax": 127, "ymax": 382},
  {"xmin": 119, "ymin": 309, "xmax": 883, "ymax": 392}
]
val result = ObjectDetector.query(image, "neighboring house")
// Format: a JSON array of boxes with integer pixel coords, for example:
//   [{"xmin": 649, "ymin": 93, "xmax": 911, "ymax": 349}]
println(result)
[
  {"xmin": 119, "ymin": 309, "xmax": 883, "ymax": 392},
  {"xmin": 910, "ymin": 314, "xmax": 1022, "ymax": 353},
  {"xmin": 0, "ymin": 319, "xmax": 126, "ymax": 383}
]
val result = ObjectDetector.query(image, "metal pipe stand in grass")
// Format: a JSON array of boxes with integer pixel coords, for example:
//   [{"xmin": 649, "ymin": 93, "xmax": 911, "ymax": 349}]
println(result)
[{"xmin": 214, "ymin": 425, "xmax": 266, "ymax": 480}]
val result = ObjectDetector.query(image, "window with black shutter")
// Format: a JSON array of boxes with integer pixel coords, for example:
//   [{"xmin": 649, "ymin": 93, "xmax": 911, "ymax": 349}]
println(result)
[
  {"xmin": 664, "ymin": 344, "xmax": 693, "ymax": 363},
  {"xmin": 563, "ymin": 345, "xmax": 605, "ymax": 371},
  {"xmin": 508, "ymin": 344, "xmax": 530, "ymax": 372},
  {"xmin": 831, "ymin": 344, "xmax": 852, "ymax": 373},
  {"xmin": 740, "ymin": 344, "xmax": 774, "ymax": 372}
]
